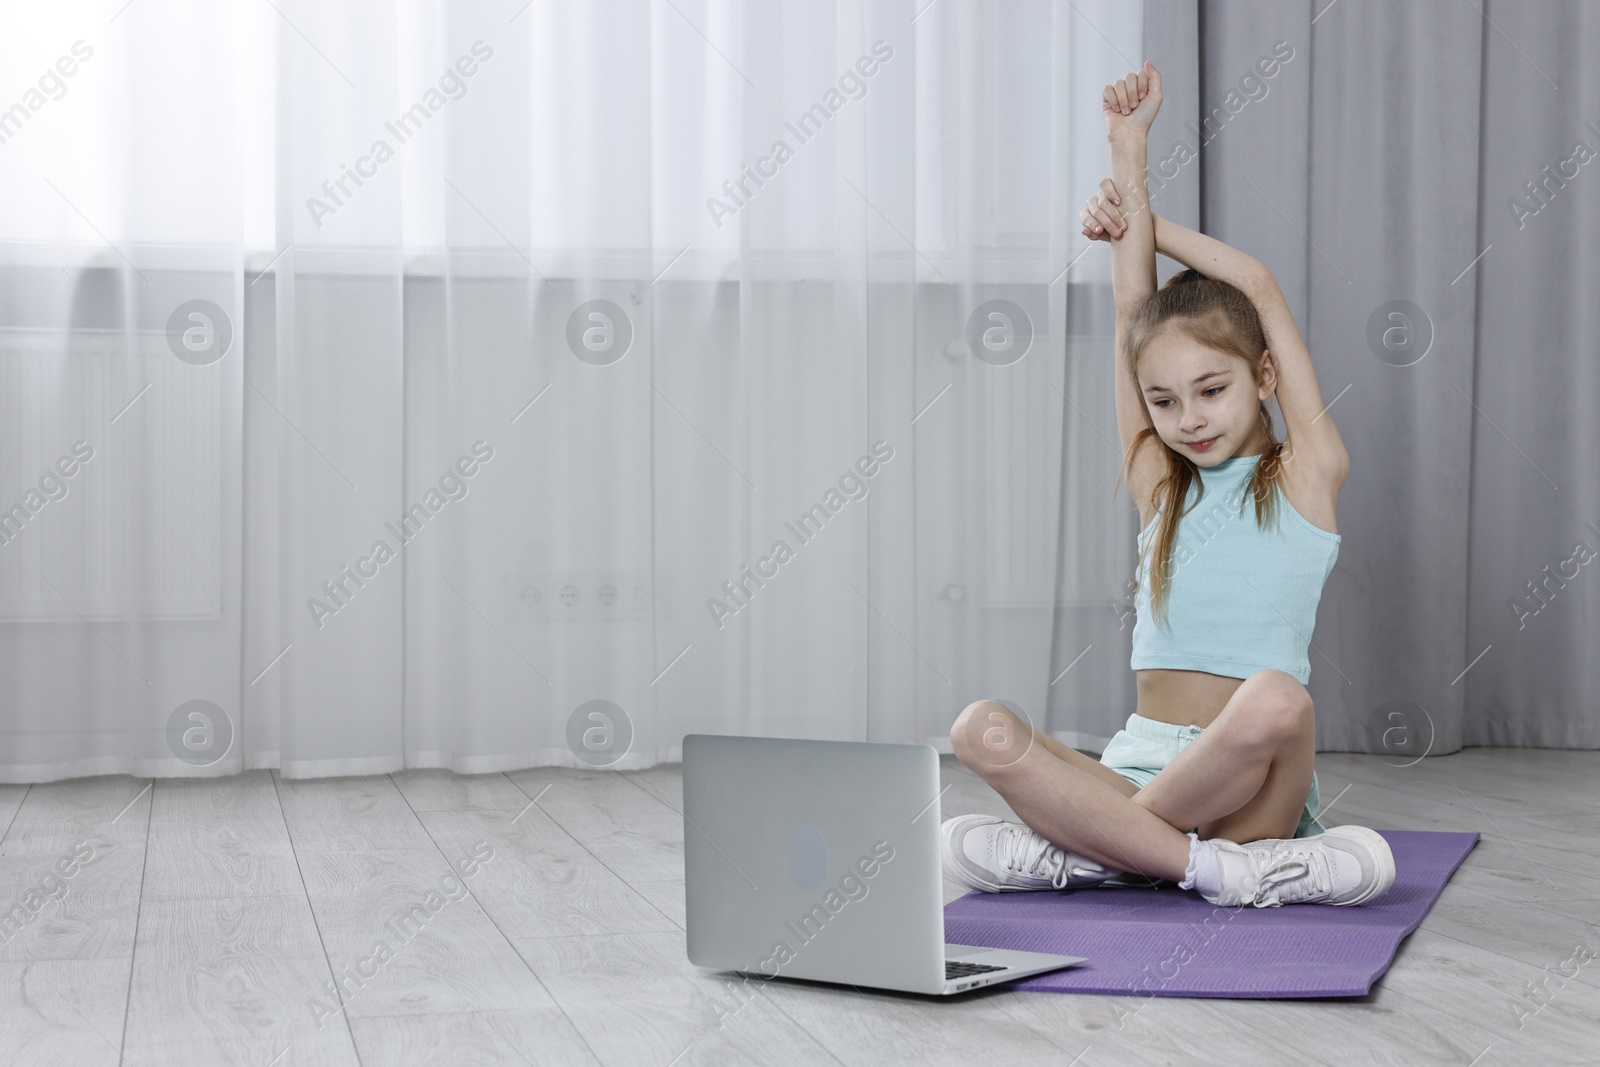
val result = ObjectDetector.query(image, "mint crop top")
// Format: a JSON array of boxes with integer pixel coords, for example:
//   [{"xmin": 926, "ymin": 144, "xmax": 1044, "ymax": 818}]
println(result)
[{"xmin": 1130, "ymin": 453, "xmax": 1340, "ymax": 685}]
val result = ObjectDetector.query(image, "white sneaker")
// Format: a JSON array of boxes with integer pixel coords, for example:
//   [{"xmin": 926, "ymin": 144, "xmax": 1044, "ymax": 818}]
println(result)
[
  {"xmin": 1201, "ymin": 825, "xmax": 1396, "ymax": 907},
  {"xmin": 941, "ymin": 814, "xmax": 1120, "ymax": 893}
]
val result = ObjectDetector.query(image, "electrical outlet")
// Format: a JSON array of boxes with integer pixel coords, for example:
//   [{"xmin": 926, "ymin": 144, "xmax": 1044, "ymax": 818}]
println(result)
[
  {"xmin": 507, "ymin": 573, "xmax": 544, "ymax": 620},
  {"xmin": 508, "ymin": 569, "xmax": 664, "ymax": 620},
  {"xmin": 590, "ymin": 571, "xmax": 649, "ymax": 618}
]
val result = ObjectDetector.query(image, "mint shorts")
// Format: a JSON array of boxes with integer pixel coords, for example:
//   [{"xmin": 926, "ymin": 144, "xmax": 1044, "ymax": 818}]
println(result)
[{"xmin": 1097, "ymin": 711, "xmax": 1326, "ymax": 840}]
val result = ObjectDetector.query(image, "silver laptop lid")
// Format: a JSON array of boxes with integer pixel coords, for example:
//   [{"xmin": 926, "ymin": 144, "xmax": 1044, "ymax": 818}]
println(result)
[{"xmin": 683, "ymin": 734, "xmax": 947, "ymax": 995}]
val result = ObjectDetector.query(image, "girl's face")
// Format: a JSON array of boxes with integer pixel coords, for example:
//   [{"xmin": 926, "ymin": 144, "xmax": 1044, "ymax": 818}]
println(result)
[{"xmin": 1138, "ymin": 329, "xmax": 1273, "ymax": 464}]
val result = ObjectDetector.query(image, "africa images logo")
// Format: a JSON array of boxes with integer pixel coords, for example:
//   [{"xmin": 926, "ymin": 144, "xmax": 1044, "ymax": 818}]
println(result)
[
  {"xmin": 305, "ymin": 41, "xmax": 495, "ymax": 229},
  {"xmin": 306, "ymin": 441, "xmax": 495, "ymax": 630},
  {"xmin": 704, "ymin": 40, "xmax": 894, "ymax": 229},
  {"xmin": 705, "ymin": 441, "xmax": 894, "ymax": 629}
]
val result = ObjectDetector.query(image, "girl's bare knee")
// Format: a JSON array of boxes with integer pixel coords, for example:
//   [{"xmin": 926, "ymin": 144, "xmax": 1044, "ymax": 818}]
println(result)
[
  {"xmin": 1262, "ymin": 681, "xmax": 1314, "ymax": 749},
  {"xmin": 950, "ymin": 699, "xmax": 996, "ymax": 757},
  {"xmin": 951, "ymin": 699, "xmax": 1032, "ymax": 771},
  {"xmin": 1225, "ymin": 671, "xmax": 1313, "ymax": 751}
]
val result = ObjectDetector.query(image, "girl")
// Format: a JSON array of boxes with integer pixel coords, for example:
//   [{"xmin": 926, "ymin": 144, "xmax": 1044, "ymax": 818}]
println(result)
[{"xmin": 940, "ymin": 61, "xmax": 1395, "ymax": 908}]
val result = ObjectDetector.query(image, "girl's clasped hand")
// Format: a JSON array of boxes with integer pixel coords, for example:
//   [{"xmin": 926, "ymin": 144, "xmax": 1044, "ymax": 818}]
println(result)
[
  {"xmin": 1086, "ymin": 60, "xmax": 1164, "ymax": 243},
  {"xmin": 1101, "ymin": 59, "xmax": 1162, "ymax": 136},
  {"xmin": 1080, "ymin": 178, "xmax": 1128, "ymax": 242}
]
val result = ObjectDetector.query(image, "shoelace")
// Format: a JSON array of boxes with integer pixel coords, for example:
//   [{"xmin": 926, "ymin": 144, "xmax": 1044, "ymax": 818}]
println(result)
[
  {"xmin": 997, "ymin": 824, "xmax": 1077, "ymax": 889},
  {"xmin": 1255, "ymin": 844, "xmax": 1330, "ymax": 905}
]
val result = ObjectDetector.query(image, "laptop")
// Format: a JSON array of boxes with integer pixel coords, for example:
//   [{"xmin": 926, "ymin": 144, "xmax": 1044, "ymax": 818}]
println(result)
[{"xmin": 682, "ymin": 733, "xmax": 1089, "ymax": 996}]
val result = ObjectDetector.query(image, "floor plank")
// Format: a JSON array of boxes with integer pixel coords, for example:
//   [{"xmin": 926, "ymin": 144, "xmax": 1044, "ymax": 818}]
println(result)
[
  {"xmin": 504, "ymin": 767, "xmax": 684, "ymax": 885},
  {"xmin": 273, "ymin": 773, "xmax": 436, "ymax": 852},
  {"xmin": 347, "ymin": 1007, "xmax": 601, "ymax": 1067},
  {"xmin": 143, "ymin": 774, "xmax": 302, "ymax": 901},
  {"xmin": 414, "ymin": 807, "xmax": 680, "ymax": 939},
  {"xmin": 0, "ymin": 958, "xmax": 129, "ymax": 1066},
  {"xmin": 513, "ymin": 930, "xmax": 843, "ymax": 1066},
  {"xmin": 296, "ymin": 847, "xmax": 552, "ymax": 1019},
  {"xmin": 388, "ymin": 770, "xmax": 532, "ymax": 814}
]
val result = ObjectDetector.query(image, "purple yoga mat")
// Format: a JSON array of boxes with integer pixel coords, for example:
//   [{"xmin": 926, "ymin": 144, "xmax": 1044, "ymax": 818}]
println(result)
[{"xmin": 943, "ymin": 829, "xmax": 1478, "ymax": 998}]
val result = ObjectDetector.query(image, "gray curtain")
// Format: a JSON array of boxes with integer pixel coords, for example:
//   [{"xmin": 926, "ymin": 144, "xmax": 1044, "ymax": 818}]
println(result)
[{"xmin": 1142, "ymin": 0, "xmax": 1599, "ymax": 753}]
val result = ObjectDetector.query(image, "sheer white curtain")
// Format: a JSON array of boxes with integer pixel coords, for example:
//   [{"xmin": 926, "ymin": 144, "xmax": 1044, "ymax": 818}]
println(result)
[{"xmin": 0, "ymin": 0, "xmax": 1141, "ymax": 781}]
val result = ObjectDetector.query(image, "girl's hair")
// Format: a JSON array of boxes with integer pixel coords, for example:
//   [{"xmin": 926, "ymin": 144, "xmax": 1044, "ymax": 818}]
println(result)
[{"xmin": 1116, "ymin": 267, "xmax": 1287, "ymax": 628}]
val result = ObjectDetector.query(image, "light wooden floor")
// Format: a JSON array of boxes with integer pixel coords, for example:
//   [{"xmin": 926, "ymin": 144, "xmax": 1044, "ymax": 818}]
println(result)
[{"xmin": 1, "ymin": 747, "xmax": 1597, "ymax": 1066}]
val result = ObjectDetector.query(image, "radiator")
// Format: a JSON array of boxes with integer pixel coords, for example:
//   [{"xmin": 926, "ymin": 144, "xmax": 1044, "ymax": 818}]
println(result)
[{"xmin": 0, "ymin": 327, "xmax": 223, "ymax": 620}]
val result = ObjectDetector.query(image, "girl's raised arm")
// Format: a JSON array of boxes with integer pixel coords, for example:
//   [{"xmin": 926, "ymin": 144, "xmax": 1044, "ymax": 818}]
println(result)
[
  {"xmin": 1102, "ymin": 61, "xmax": 1165, "ymax": 497},
  {"xmin": 1151, "ymin": 214, "xmax": 1350, "ymax": 485}
]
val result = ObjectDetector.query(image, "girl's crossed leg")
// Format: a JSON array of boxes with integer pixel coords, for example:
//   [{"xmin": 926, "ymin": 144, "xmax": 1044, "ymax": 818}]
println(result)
[{"xmin": 948, "ymin": 670, "xmax": 1316, "ymax": 883}]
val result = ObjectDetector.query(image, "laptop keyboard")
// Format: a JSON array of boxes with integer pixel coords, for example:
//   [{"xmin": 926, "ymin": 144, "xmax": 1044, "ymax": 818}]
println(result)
[{"xmin": 946, "ymin": 960, "xmax": 1009, "ymax": 980}]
